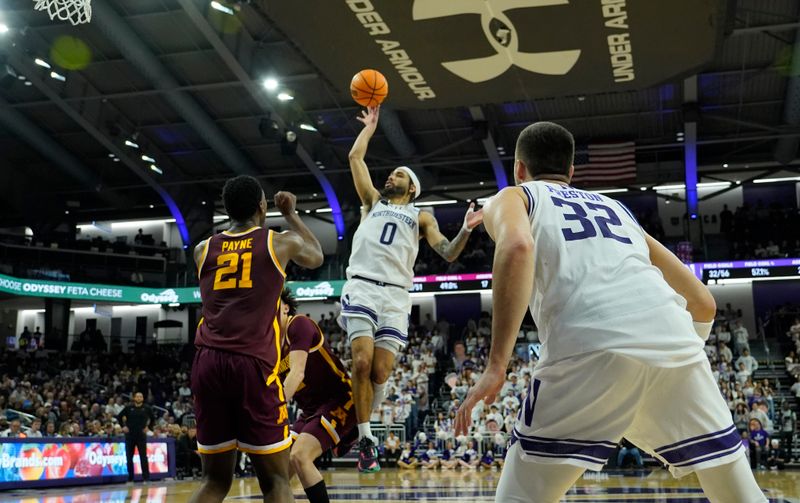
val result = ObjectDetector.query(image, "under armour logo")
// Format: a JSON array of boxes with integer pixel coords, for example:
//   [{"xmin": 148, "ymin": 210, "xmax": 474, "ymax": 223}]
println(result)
[{"xmin": 412, "ymin": 0, "xmax": 581, "ymax": 83}]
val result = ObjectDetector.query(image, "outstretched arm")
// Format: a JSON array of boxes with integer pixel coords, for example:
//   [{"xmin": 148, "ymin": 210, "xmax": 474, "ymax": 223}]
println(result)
[
  {"xmin": 348, "ymin": 107, "xmax": 381, "ymax": 209},
  {"xmin": 272, "ymin": 191, "xmax": 324, "ymax": 270},
  {"xmin": 421, "ymin": 203, "xmax": 483, "ymax": 263}
]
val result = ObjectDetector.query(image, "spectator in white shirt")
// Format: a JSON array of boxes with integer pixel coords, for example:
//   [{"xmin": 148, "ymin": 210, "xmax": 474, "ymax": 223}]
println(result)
[
  {"xmin": 1, "ymin": 419, "xmax": 24, "ymax": 438},
  {"xmin": 502, "ymin": 389, "xmax": 520, "ymax": 412},
  {"xmin": 26, "ymin": 419, "xmax": 42, "ymax": 438},
  {"xmin": 737, "ymin": 349, "xmax": 759, "ymax": 373},
  {"xmin": 486, "ymin": 404, "xmax": 504, "ymax": 426},
  {"xmin": 178, "ymin": 382, "xmax": 192, "ymax": 398},
  {"xmin": 716, "ymin": 325, "xmax": 732, "ymax": 345},
  {"xmin": 736, "ymin": 362, "xmax": 751, "ymax": 385},
  {"xmin": 733, "ymin": 321, "xmax": 750, "ymax": 355},
  {"xmin": 501, "ymin": 373, "xmax": 523, "ymax": 397},
  {"xmin": 718, "ymin": 342, "xmax": 733, "ymax": 364}
]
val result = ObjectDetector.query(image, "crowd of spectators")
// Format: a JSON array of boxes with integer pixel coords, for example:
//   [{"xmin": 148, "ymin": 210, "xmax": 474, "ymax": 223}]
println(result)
[
  {"xmin": 2, "ymin": 301, "xmax": 797, "ymax": 475},
  {"xmin": 0, "ymin": 348, "xmax": 201, "ymax": 476},
  {"xmin": 703, "ymin": 305, "xmax": 797, "ymax": 470},
  {"xmin": 719, "ymin": 202, "xmax": 800, "ymax": 259}
]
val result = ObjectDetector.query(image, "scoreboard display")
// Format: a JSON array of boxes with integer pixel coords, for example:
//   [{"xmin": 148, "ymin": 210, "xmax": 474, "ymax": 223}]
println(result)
[
  {"xmin": 410, "ymin": 273, "xmax": 492, "ymax": 293},
  {"xmin": 701, "ymin": 259, "xmax": 800, "ymax": 283}
]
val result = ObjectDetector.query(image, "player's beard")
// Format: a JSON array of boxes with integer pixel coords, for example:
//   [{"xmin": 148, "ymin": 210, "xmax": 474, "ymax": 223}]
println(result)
[{"xmin": 380, "ymin": 184, "xmax": 406, "ymax": 199}]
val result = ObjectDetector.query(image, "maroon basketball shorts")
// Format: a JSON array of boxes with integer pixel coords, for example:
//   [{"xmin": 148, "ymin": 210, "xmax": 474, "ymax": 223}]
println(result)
[
  {"xmin": 192, "ymin": 346, "xmax": 290, "ymax": 455},
  {"xmin": 292, "ymin": 393, "xmax": 357, "ymax": 455}
]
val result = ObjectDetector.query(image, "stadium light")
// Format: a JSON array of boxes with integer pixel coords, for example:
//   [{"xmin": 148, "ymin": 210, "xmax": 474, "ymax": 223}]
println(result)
[
  {"xmin": 753, "ymin": 176, "xmax": 800, "ymax": 184},
  {"xmin": 49, "ymin": 71, "xmax": 66, "ymax": 82},
  {"xmin": 653, "ymin": 183, "xmax": 685, "ymax": 191},
  {"xmin": 277, "ymin": 92, "xmax": 294, "ymax": 101},
  {"xmin": 593, "ymin": 188, "xmax": 628, "ymax": 194},
  {"xmin": 697, "ymin": 182, "xmax": 731, "ymax": 189},
  {"xmin": 0, "ymin": 23, "xmax": 8, "ymax": 34},
  {"xmin": 141, "ymin": 155, "xmax": 156, "ymax": 163},
  {"xmin": 34, "ymin": 58, "xmax": 51, "ymax": 69},
  {"xmin": 150, "ymin": 165, "xmax": 163, "ymax": 175},
  {"xmin": 210, "ymin": 1, "xmax": 235, "ymax": 15},
  {"xmin": 124, "ymin": 140, "xmax": 139, "ymax": 149},
  {"xmin": 316, "ymin": 208, "xmax": 333, "ymax": 213},
  {"xmin": 263, "ymin": 78, "xmax": 279, "ymax": 91},
  {"xmin": 299, "ymin": 123, "xmax": 317, "ymax": 132}
]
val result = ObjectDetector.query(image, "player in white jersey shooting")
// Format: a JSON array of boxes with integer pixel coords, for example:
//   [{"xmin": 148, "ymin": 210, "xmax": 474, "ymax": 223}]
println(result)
[
  {"xmin": 345, "ymin": 106, "xmax": 483, "ymax": 472},
  {"xmin": 455, "ymin": 122, "xmax": 765, "ymax": 503}
]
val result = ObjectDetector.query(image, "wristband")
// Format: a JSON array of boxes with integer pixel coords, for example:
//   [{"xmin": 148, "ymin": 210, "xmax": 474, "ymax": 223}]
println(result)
[{"xmin": 693, "ymin": 321, "xmax": 713, "ymax": 341}]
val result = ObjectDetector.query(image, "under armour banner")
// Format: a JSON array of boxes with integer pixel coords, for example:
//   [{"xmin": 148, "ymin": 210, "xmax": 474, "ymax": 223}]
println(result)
[{"xmin": 262, "ymin": 0, "xmax": 725, "ymax": 108}]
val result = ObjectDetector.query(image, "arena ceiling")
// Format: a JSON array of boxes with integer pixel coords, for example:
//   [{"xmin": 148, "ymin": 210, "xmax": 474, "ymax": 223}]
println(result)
[{"xmin": 0, "ymin": 0, "xmax": 799, "ymax": 228}]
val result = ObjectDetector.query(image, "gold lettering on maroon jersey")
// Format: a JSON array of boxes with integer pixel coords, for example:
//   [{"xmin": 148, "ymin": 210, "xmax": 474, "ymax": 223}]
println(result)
[{"xmin": 213, "ymin": 251, "xmax": 254, "ymax": 290}]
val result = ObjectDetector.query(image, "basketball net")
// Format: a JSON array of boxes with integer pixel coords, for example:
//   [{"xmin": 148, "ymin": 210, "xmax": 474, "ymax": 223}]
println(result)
[{"xmin": 33, "ymin": 0, "xmax": 92, "ymax": 25}]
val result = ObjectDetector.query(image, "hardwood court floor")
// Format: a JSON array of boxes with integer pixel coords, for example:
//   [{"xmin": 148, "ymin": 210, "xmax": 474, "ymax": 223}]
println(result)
[{"xmin": 2, "ymin": 468, "xmax": 799, "ymax": 502}]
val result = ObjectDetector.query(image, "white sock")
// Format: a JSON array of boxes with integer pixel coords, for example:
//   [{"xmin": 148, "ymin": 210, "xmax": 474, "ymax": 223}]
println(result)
[
  {"xmin": 371, "ymin": 381, "xmax": 387, "ymax": 412},
  {"xmin": 357, "ymin": 422, "xmax": 373, "ymax": 442}
]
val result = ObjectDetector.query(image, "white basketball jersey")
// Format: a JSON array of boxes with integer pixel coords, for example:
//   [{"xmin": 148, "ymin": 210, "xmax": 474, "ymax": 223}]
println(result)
[
  {"xmin": 520, "ymin": 181, "xmax": 705, "ymax": 369},
  {"xmin": 346, "ymin": 200, "xmax": 420, "ymax": 288}
]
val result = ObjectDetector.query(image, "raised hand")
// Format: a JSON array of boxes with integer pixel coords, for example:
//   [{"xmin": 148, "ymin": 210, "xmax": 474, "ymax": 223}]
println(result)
[
  {"xmin": 463, "ymin": 202, "xmax": 484, "ymax": 231},
  {"xmin": 274, "ymin": 191, "xmax": 297, "ymax": 215},
  {"xmin": 356, "ymin": 106, "xmax": 380, "ymax": 131}
]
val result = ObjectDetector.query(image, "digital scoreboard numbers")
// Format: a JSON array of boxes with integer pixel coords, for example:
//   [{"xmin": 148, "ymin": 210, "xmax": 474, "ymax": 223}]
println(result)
[
  {"xmin": 410, "ymin": 274, "xmax": 493, "ymax": 293},
  {"xmin": 702, "ymin": 261, "xmax": 800, "ymax": 282}
]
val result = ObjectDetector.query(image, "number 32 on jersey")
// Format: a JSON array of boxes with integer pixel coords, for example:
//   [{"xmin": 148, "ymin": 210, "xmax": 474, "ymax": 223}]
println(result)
[{"xmin": 552, "ymin": 196, "xmax": 632, "ymax": 244}]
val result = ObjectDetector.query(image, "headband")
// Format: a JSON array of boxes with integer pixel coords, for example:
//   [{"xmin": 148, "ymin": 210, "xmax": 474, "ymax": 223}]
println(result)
[{"xmin": 396, "ymin": 166, "xmax": 421, "ymax": 200}]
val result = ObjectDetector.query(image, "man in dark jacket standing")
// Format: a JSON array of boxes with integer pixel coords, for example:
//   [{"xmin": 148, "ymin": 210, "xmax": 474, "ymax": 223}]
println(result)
[{"xmin": 118, "ymin": 392, "xmax": 153, "ymax": 482}]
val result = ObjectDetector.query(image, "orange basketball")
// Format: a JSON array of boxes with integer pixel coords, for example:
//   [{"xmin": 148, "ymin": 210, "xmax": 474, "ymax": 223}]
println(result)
[{"xmin": 350, "ymin": 69, "xmax": 388, "ymax": 107}]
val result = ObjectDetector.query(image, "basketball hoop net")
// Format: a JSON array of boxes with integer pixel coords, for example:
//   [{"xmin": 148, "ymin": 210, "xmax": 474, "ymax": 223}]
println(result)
[{"xmin": 33, "ymin": 0, "xmax": 92, "ymax": 25}]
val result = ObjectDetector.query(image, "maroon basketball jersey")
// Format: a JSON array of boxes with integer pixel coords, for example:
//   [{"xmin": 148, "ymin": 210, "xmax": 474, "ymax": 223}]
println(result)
[
  {"xmin": 196, "ymin": 227, "xmax": 285, "ymax": 370},
  {"xmin": 277, "ymin": 316, "xmax": 352, "ymax": 412}
]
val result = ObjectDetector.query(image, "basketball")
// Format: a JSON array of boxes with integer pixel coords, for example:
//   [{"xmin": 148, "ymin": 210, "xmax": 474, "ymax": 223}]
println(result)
[{"xmin": 350, "ymin": 69, "xmax": 388, "ymax": 107}]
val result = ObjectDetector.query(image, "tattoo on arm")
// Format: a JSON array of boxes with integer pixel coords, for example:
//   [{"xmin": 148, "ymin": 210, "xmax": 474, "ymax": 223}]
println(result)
[{"xmin": 433, "ymin": 228, "xmax": 471, "ymax": 262}]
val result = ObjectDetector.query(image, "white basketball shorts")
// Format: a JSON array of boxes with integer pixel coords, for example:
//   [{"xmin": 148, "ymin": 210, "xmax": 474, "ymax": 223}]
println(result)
[
  {"xmin": 511, "ymin": 351, "xmax": 744, "ymax": 478},
  {"xmin": 339, "ymin": 278, "xmax": 411, "ymax": 353}
]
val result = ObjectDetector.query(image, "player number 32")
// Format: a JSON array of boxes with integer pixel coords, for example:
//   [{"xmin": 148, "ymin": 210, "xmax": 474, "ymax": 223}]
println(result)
[
  {"xmin": 551, "ymin": 196, "xmax": 632, "ymax": 244},
  {"xmin": 213, "ymin": 252, "xmax": 253, "ymax": 290}
]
